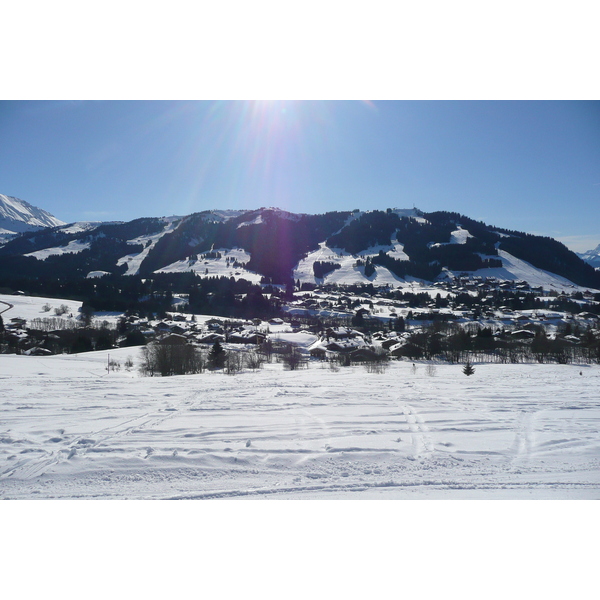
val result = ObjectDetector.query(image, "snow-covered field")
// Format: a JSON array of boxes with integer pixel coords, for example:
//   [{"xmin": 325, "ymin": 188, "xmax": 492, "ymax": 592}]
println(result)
[
  {"xmin": 2, "ymin": 348, "xmax": 598, "ymax": 500},
  {"xmin": 0, "ymin": 292, "xmax": 82, "ymax": 321}
]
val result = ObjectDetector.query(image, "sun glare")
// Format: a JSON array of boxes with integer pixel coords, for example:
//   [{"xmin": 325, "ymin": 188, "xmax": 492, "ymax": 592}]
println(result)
[{"xmin": 172, "ymin": 100, "xmax": 337, "ymax": 214}]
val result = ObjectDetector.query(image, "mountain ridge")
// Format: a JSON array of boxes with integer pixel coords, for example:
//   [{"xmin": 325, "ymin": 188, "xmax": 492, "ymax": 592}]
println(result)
[{"xmin": 0, "ymin": 198, "xmax": 599, "ymax": 292}]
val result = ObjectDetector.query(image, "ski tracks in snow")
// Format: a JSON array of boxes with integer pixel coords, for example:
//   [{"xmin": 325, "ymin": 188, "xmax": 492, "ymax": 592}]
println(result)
[
  {"xmin": 0, "ymin": 398, "xmax": 183, "ymax": 481},
  {"xmin": 401, "ymin": 403, "xmax": 434, "ymax": 460},
  {"xmin": 509, "ymin": 410, "xmax": 537, "ymax": 466},
  {"xmin": 301, "ymin": 408, "xmax": 332, "ymax": 451}
]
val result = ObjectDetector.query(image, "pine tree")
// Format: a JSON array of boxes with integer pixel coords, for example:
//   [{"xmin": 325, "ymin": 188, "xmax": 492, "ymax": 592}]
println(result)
[
  {"xmin": 208, "ymin": 339, "xmax": 226, "ymax": 370},
  {"xmin": 462, "ymin": 360, "xmax": 475, "ymax": 376}
]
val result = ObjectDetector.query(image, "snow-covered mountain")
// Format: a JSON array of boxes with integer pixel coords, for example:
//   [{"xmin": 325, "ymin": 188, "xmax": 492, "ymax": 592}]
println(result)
[
  {"xmin": 0, "ymin": 194, "xmax": 65, "ymax": 242},
  {"xmin": 1, "ymin": 205, "xmax": 599, "ymax": 292},
  {"xmin": 578, "ymin": 244, "xmax": 600, "ymax": 270}
]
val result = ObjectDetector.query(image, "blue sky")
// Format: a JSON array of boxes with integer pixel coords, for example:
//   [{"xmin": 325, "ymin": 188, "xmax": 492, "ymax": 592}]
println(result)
[{"xmin": 1, "ymin": 100, "xmax": 599, "ymax": 251}]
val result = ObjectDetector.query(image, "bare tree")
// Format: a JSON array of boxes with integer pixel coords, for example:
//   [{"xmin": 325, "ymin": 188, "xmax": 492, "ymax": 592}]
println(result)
[
  {"xmin": 225, "ymin": 350, "xmax": 243, "ymax": 375},
  {"xmin": 277, "ymin": 343, "xmax": 307, "ymax": 370},
  {"xmin": 140, "ymin": 343, "xmax": 204, "ymax": 377},
  {"xmin": 425, "ymin": 363, "xmax": 437, "ymax": 377},
  {"xmin": 244, "ymin": 351, "xmax": 264, "ymax": 371}
]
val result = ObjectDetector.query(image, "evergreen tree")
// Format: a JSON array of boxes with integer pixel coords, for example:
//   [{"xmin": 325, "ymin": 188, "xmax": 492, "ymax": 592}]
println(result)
[
  {"xmin": 462, "ymin": 360, "xmax": 475, "ymax": 376},
  {"xmin": 208, "ymin": 339, "xmax": 227, "ymax": 369}
]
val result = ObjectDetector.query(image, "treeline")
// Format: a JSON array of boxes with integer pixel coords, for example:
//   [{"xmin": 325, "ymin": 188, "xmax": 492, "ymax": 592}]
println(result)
[
  {"xmin": 0, "ymin": 272, "xmax": 286, "ymax": 320},
  {"xmin": 391, "ymin": 323, "xmax": 600, "ymax": 365},
  {"xmin": 1, "ymin": 319, "xmax": 120, "ymax": 355},
  {"xmin": 139, "ymin": 338, "xmax": 309, "ymax": 377},
  {"xmin": 327, "ymin": 210, "xmax": 403, "ymax": 254}
]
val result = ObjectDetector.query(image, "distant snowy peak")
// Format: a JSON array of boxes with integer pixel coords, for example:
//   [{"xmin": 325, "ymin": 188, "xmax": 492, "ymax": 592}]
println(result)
[
  {"xmin": 578, "ymin": 244, "xmax": 600, "ymax": 269},
  {"xmin": 0, "ymin": 194, "xmax": 65, "ymax": 234}
]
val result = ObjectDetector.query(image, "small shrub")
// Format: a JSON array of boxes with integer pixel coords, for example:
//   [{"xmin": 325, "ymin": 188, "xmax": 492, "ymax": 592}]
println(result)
[
  {"xmin": 328, "ymin": 360, "xmax": 340, "ymax": 372},
  {"xmin": 245, "ymin": 351, "xmax": 264, "ymax": 371},
  {"xmin": 54, "ymin": 304, "xmax": 70, "ymax": 316},
  {"xmin": 364, "ymin": 361, "xmax": 387, "ymax": 374},
  {"xmin": 425, "ymin": 363, "xmax": 437, "ymax": 377}
]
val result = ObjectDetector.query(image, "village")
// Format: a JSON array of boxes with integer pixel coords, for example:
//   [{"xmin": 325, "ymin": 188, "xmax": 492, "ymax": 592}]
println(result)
[{"xmin": 2, "ymin": 275, "xmax": 600, "ymax": 369}]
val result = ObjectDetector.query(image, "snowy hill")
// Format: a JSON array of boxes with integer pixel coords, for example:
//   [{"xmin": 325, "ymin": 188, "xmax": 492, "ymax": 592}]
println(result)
[{"xmin": 0, "ymin": 194, "xmax": 65, "ymax": 242}]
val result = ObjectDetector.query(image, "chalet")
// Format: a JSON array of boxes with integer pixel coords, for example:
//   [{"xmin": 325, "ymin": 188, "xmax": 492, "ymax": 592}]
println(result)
[
  {"xmin": 227, "ymin": 331, "xmax": 267, "ymax": 345},
  {"xmin": 324, "ymin": 327, "xmax": 362, "ymax": 340},
  {"xmin": 9, "ymin": 318, "xmax": 27, "ymax": 329},
  {"xmin": 348, "ymin": 347, "xmax": 380, "ymax": 362},
  {"xmin": 388, "ymin": 341, "xmax": 408, "ymax": 357},
  {"xmin": 381, "ymin": 337, "xmax": 402, "ymax": 350},
  {"xmin": 23, "ymin": 347, "xmax": 53, "ymax": 356},
  {"xmin": 197, "ymin": 332, "xmax": 225, "ymax": 344},
  {"xmin": 158, "ymin": 333, "xmax": 188, "ymax": 346},
  {"xmin": 325, "ymin": 338, "xmax": 366, "ymax": 353},
  {"xmin": 511, "ymin": 329, "xmax": 535, "ymax": 340},
  {"xmin": 309, "ymin": 346, "xmax": 328, "ymax": 359}
]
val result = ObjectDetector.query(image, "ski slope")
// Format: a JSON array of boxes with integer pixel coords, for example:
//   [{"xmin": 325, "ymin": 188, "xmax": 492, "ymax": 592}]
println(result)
[
  {"xmin": 24, "ymin": 238, "xmax": 91, "ymax": 260},
  {"xmin": 156, "ymin": 247, "xmax": 263, "ymax": 283},
  {"xmin": 456, "ymin": 249, "xmax": 589, "ymax": 291},
  {"xmin": 1, "ymin": 349, "xmax": 598, "ymax": 499}
]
